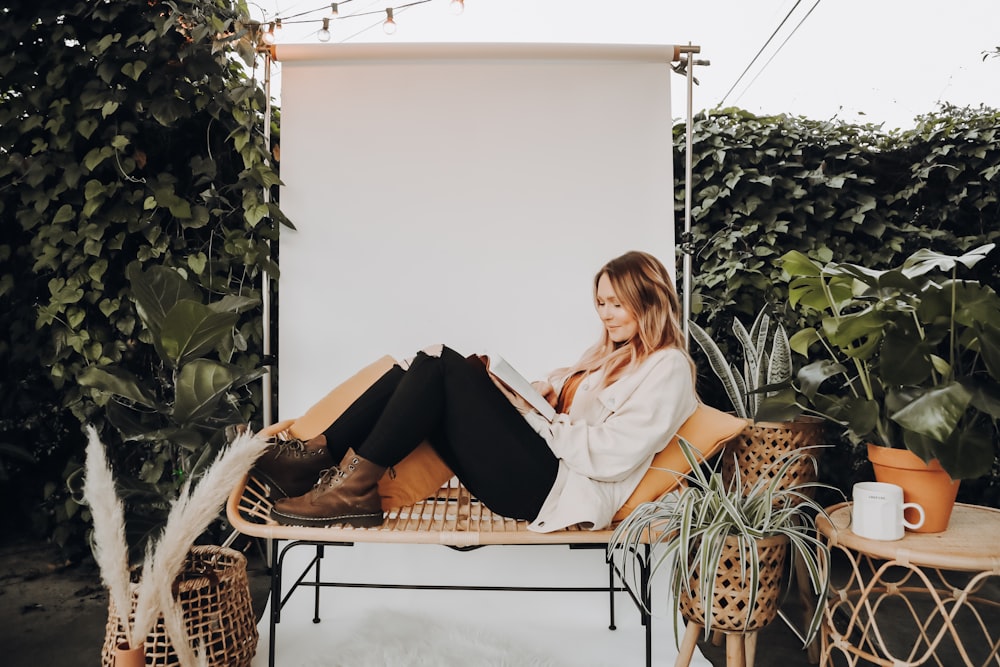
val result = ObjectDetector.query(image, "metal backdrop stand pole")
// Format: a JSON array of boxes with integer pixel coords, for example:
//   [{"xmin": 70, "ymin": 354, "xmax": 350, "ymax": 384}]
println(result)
[
  {"xmin": 261, "ymin": 45, "xmax": 274, "ymax": 429},
  {"xmin": 674, "ymin": 45, "xmax": 709, "ymax": 339}
]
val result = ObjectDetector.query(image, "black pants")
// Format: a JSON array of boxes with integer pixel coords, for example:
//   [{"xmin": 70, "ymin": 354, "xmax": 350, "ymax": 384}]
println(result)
[{"xmin": 320, "ymin": 346, "xmax": 559, "ymax": 521}]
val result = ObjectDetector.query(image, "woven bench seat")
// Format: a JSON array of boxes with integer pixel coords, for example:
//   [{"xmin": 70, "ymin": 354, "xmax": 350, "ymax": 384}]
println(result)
[{"xmin": 227, "ymin": 471, "xmax": 619, "ymax": 547}]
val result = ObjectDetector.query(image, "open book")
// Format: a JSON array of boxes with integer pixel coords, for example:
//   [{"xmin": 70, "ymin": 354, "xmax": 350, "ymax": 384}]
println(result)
[{"xmin": 485, "ymin": 354, "xmax": 557, "ymax": 422}]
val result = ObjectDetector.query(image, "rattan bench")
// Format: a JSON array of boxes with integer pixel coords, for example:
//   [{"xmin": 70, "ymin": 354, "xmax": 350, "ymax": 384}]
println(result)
[
  {"xmin": 226, "ymin": 470, "xmax": 661, "ymax": 667},
  {"xmin": 225, "ymin": 360, "xmax": 746, "ymax": 667}
]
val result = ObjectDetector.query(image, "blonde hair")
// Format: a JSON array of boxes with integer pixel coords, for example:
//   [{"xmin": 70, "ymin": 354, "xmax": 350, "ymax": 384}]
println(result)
[{"xmin": 558, "ymin": 251, "xmax": 693, "ymax": 387}]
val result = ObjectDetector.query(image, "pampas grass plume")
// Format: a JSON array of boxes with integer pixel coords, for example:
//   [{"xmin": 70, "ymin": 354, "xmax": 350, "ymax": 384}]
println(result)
[
  {"xmin": 132, "ymin": 430, "xmax": 271, "ymax": 644},
  {"xmin": 83, "ymin": 425, "xmax": 135, "ymax": 648}
]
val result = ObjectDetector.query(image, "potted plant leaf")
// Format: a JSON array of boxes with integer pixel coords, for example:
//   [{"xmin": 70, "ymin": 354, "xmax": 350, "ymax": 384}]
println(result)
[
  {"xmin": 762, "ymin": 243, "xmax": 1000, "ymax": 532},
  {"xmin": 608, "ymin": 438, "xmax": 835, "ymax": 663},
  {"xmin": 689, "ymin": 308, "xmax": 826, "ymax": 491}
]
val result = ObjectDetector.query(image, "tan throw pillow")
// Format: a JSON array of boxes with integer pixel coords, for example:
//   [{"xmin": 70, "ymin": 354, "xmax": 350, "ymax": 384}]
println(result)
[
  {"xmin": 285, "ymin": 355, "xmax": 454, "ymax": 512},
  {"xmin": 612, "ymin": 404, "xmax": 748, "ymax": 522}
]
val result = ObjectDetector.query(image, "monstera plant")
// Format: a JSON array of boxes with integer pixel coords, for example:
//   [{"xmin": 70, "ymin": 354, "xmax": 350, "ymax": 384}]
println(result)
[
  {"xmin": 761, "ymin": 244, "xmax": 1000, "ymax": 482},
  {"xmin": 77, "ymin": 264, "xmax": 263, "ymax": 552}
]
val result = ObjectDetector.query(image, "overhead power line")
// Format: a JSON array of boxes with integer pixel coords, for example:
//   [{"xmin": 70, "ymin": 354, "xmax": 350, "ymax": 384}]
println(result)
[
  {"xmin": 731, "ymin": 0, "xmax": 822, "ymax": 106},
  {"xmin": 718, "ymin": 0, "xmax": 803, "ymax": 108}
]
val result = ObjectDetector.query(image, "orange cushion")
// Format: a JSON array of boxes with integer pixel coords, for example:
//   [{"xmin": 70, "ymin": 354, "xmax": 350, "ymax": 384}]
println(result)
[
  {"xmin": 280, "ymin": 356, "xmax": 454, "ymax": 511},
  {"xmin": 612, "ymin": 405, "xmax": 748, "ymax": 522}
]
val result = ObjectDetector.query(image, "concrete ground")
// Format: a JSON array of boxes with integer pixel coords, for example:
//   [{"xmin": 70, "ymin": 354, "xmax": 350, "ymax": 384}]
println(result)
[
  {"xmin": 0, "ymin": 535, "xmax": 818, "ymax": 667},
  {"xmin": 8, "ymin": 533, "xmax": 998, "ymax": 667}
]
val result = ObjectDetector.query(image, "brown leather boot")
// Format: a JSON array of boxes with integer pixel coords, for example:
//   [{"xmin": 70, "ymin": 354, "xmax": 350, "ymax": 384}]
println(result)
[
  {"xmin": 270, "ymin": 448, "xmax": 386, "ymax": 528},
  {"xmin": 253, "ymin": 435, "xmax": 333, "ymax": 499}
]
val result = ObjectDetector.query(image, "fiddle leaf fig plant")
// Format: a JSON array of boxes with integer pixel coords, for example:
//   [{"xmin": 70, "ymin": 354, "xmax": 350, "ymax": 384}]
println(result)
[
  {"xmin": 77, "ymin": 264, "xmax": 263, "ymax": 553},
  {"xmin": 759, "ymin": 243, "xmax": 1000, "ymax": 480},
  {"xmin": 689, "ymin": 308, "xmax": 794, "ymax": 420}
]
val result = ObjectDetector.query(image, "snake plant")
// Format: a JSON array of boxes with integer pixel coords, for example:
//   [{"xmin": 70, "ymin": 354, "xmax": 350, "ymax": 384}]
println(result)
[{"xmin": 689, "ymin": 308, "xmax": 793, "ymax": 420}]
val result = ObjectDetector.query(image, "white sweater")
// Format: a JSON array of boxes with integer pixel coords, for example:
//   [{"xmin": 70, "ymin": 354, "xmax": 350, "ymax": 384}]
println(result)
[{"xmin": 523, "ymin": 348, "xmax": 697, "ymax": 533}]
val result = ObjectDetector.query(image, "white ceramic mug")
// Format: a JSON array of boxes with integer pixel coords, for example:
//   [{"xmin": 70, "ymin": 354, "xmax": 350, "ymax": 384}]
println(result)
[{"xmin": 852, "ymin": 482, "xmax": 925, "ymax": 540}]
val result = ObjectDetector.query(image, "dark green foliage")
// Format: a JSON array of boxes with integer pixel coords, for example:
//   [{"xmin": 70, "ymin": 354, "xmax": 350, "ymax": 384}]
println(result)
[
  {"xmin": 78, "ymin": 265, "xmax": 264, "ymax": 556},
  {"xmin": 0, "ymin": 0, "xmax": 288, "ymax": 554},
  {"xmin": 681, "ymin": 105, "xmax": 1000, "ymax": 503}
]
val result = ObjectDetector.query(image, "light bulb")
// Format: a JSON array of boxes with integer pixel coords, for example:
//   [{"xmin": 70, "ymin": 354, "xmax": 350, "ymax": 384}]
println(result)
[
  {"xmin": 450, "ymin": 0, "xmax": 464, "ymax": 15},
  {"xmin": 330, "ymin": 2, "xmax": 339, "ymax": 17},
  {"xmin": 262, "ymin": 22, "xmax": 276, "ymax": 45},
  {"xmin": 383, "ymin": 7, "xmax": 397, "ymax": 35},
  {"xmin": 318, "ymin": 17, "xmax": 331, "ymax": 42}
]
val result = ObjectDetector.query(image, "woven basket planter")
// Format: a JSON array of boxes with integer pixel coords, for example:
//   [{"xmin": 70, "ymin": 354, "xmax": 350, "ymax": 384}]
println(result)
[
  {"xmin": 101, "ymin": 545, "xmax": 258, "ymax": 667},
  {"xmin": 722, "ymin": 417, "xmax": 825, "ymax": 495},
  {"xmin": 677, "ymin": 533, "xmax": 789, "ymax": 633}
]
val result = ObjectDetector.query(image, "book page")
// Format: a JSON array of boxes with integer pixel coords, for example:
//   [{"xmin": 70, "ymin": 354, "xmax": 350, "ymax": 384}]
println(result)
[{"xmin": 486, "ymin": 355, "xmax": 556, "ymax": 422}]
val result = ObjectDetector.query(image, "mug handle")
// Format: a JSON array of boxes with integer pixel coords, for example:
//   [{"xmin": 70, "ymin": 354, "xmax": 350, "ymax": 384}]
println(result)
[{"xmin": 902, "ymin": 502, "xmax": 925, "ymax": 530}]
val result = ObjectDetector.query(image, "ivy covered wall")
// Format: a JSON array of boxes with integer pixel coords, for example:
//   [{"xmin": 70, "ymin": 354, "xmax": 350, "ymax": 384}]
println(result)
[{"xmin": 0, "ymin": 0, "xmax": 287, "ymax": 554}]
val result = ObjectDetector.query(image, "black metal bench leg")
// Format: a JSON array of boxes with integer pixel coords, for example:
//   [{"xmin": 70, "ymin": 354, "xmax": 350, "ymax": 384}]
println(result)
[
  {"xmin": 313, "ymin": 544, "xmax": 324, "ymax": 623},
  {"xmin": 269, "ymin": 538, "xmax": 280, "ymax": 667},
  {"xmin": 642, "ymin": 543, "xmax": 652, "ymax": 667},
  {"xmin": 607, "ymin": 558, "xmax": 617, "ymax": 630}
]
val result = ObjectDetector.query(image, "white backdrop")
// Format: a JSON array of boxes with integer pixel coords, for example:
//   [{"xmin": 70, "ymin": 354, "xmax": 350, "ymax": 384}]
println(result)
[{"xmin": 276, "ymin": 42, "xmax": 676, "ymax": 418}]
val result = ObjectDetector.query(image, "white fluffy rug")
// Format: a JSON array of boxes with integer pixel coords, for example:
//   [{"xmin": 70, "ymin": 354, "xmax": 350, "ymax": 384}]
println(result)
[{"xmin": 301, "ymin": 609, "xmax": 567, "ymax": 667}]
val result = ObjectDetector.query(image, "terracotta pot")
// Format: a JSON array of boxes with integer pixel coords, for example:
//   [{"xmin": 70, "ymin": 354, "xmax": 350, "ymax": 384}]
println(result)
[
  {"xmin": 866, "ymin": 443, "xmax": 960, "ymax": 533},
  {"xmin": 112, "ymin": 642, "xmax": 145, "ymax": 667}
]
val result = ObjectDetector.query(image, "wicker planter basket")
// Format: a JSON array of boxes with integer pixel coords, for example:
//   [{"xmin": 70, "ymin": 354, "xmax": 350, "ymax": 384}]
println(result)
[
  {"xmin": 678, "ymin": 533, "xmax": 789, "ymax": 633},
  {"xmin": 101, "ymin": 545, "xmax": 258, "ymax": 667},
  {"xmin": 722, "ymin": 417, "xmax": 825, "ymax": 494}
]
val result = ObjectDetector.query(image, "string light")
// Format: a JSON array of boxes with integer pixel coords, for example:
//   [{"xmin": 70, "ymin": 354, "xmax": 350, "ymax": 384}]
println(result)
[
  {"xmin": 262, "ymin": 22, "xmax": 276, "ymax": 44},
  {"xmin": 253, "ymin": 0, "xmax": 447, "ymax": 45},
  {"xmin": 382, "ymin": 7, "xmax": 397, "ymax": 34},
  {"xmin": 318, "ymin": 17, "xmax": 332, "ymax": 41},
  {"xmin": 450, "ymin": 0, "xmax": 464, "ymax": 15}
]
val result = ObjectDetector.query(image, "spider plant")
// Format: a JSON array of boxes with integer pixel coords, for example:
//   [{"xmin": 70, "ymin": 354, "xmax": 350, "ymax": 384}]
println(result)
[{"xmin": 608, "ymin": 438, "xmax": 836, "ymax": 643}]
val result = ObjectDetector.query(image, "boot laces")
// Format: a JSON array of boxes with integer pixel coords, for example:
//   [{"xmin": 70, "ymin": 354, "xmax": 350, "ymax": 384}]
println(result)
[
  {"xmin": 275, "ymin": 437, "xmax": 307, "ymax": 454},
  {"xmin": 315, "ymin": 466, "xmax": 345, "ymax": 489}
]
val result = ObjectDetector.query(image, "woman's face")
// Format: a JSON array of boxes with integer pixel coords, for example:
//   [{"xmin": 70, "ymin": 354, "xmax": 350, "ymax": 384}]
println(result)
[{"xmin": 596, "ymin": 273, "xmax": 639, "ymax": 344}]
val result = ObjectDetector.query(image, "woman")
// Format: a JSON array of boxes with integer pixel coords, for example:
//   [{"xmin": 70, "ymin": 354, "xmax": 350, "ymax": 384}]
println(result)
[{"xmin": 262, "ymin": 250, "xmax": 697, "ymax": 533}]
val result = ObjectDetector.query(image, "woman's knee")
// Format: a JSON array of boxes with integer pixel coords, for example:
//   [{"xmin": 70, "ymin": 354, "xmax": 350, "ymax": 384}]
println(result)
[{"xmin": 420, "ymin": 343, "xmax": 445, "ymax": 357}]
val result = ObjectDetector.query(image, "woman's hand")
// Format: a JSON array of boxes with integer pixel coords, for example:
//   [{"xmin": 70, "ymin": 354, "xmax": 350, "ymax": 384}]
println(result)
[
  {"xmin": 488, "ymin": 373, "xmax": 534, "ymax": 414},
  {"xmin": 532, "ymin": 381, "xmax": 557, "ymax": 408}
]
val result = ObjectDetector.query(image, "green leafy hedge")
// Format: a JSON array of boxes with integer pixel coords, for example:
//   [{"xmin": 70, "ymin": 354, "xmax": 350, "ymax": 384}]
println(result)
[
  {"xmin": 0, "ymin": 0, "xmax": 288, "ymax": 554},
  {"xmin": 679, "ymin": 105, "xmax": 1000, "ymax": 506}
]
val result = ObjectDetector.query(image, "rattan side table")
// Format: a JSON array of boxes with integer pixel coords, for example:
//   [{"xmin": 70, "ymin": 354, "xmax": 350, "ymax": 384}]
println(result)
[{"xmin": 816, "ymin": 502, "xmax": 1000, "ymax": 667}]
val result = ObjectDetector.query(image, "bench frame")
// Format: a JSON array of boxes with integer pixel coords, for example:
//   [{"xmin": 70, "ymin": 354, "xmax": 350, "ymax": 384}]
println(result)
[{"xmin": 227, "ymin": 473, "xmax": 658, "ymax": 667}]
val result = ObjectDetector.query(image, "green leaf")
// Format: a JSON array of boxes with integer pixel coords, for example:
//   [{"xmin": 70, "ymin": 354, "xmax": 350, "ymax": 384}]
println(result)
[
  {"xmin": 121, "ymin": 61, "xmax": 147, "ymax": 81},
  {"xmin": 127, "ymin": 264, "xmax": 200, "ymax": 336},
  {"xmin": 779, "ymin": 251, "xmax": 821, "ymax": 278},
  {"xmin": 891, "ymin": 382, "xmax": 973, "ymax": 443},
  {"xmin": 172, "ymin": 359, "xmax": 241, "ymax": 425},
  {"xmin": 158, "ymin": 300, "xmax": 238, "ymax": 367},
  {"xmin": 208, "ymin": 294, "xmax": 260, "ymax": 314},
  {"xmin": 788, "ymin": 328, "xmax": 821, "ymax": 357},
  {"xmin": 52, "ymin": 204, "xmax": 75, "ymax": 223},
  {"xmin": 902, "ymin": 243, "xmax": 996, "ymax": 277},
  {"xmin": 78, "ymin": 366, "xmax": 157, "ymax": 408},
  {"xmin": 796, "ymin": 360, "xmax": 845, "ymax": 400}
]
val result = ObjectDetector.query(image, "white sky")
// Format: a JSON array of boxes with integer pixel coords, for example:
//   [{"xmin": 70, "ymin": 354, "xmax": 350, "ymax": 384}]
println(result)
[{"xmin": 254, "ymin": 0, "xmax": 1000, "ymax": 130}]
